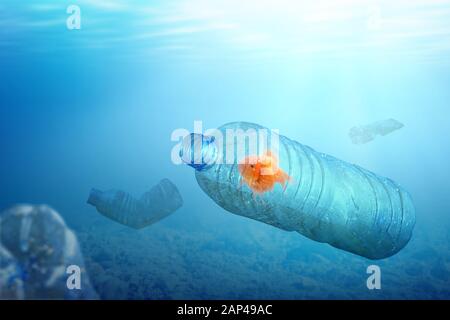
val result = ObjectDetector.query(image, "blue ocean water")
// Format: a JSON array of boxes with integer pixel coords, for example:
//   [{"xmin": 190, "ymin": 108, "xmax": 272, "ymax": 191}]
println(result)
[{"xmin": 1, "ymin": 0, "xmax": 450, "ymax": 299}]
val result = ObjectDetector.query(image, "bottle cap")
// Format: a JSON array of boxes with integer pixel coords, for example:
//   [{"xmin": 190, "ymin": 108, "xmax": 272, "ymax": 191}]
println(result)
[
  {"xmin": 180, "ymin": 133, "xmax": 218, "ymax": 171},
  {"xmin": 87, "ymin": 188, "xmax": 102, "ymax": 206}
]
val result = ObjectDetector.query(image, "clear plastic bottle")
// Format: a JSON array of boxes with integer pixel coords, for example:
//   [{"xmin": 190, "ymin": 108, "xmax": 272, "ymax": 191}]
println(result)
[
  {"xmin": 180, "ymin": 122, "xmax": 415, "ymax": 259},
  {"xmin": 87, "ymin": 179, "xmax": 183, "ymax": 229}
]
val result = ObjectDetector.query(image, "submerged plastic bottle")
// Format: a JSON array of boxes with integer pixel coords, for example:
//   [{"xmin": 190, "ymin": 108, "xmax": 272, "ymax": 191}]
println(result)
[
  {"xmin": 87, "ymin": 179, "xmax": 183, "ymax": 229},
  {"xmin": 180, "ymin": 122, "xmax": 415, "ymax": 259}
]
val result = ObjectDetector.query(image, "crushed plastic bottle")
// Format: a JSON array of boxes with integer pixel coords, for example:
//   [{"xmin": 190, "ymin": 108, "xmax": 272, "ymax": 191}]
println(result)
[
  {"xmin": 180, "ymin": 122, "xmax": 415, "ymax": 260},
  {"xmin": 349, "ymin": 118, "xmax": 404, "ymax": 145},
  {"xmin": 87, "ymin": 178, "xmax": 183, "ymax": 229},
  {"xmin": 0, "ymin": 204, "xmax": 98, "ymax": 299}
]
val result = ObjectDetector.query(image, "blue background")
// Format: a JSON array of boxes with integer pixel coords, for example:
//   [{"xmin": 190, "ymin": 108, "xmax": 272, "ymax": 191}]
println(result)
[{"xmin": 1, "ymin": 0, "xmax": 450, "ymax": 299}]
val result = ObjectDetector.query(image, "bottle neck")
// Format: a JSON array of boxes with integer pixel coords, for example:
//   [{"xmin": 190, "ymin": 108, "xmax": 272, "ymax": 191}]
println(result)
[{"xmin": 180, "ymin": 133, "xmax": 218, "ymax": 171}]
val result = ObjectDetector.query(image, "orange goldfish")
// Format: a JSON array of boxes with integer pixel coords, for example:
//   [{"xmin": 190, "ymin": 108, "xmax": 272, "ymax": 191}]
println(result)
[{"xmin": 238, "ymin": 151, "xmax": 291, "ymax": 194}]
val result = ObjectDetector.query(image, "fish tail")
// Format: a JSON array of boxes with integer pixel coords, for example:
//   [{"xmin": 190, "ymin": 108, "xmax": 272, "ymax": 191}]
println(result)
[{"xmin": 276, "ymin": 170, "xmax": 292, "ymax": 187}]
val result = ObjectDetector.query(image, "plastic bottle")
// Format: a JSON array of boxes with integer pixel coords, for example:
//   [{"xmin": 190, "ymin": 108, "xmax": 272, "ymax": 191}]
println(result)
[
  {"xmin": 0, "ymin": 204, "xmax": 98, "ymax": 299},
  {"xmin": 87, "ymin": 178, "xmax": 183, "ymax": 229},
  {"xmin": 180, "ymin": 122, "xmax": 415, "ymax": 259}
]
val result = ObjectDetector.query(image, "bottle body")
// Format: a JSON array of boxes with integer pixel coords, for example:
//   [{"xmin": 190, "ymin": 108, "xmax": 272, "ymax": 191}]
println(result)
[
  {"xmin": 190, "ymin": 122, "xmax": 415, "ymax": 259},
  {"xmin": 87, "ymin": 179, "xmax": 183, "ymax": 229}
]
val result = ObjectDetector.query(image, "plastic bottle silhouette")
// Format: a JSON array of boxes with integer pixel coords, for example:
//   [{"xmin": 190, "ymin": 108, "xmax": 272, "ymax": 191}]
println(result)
[
  {"xmin": 180, "ymin": 122, "xmax": 415, "ymax": 259},
  {"xmin": 87, "ymin": 179, "xmax": 183, "ymax": 229}
]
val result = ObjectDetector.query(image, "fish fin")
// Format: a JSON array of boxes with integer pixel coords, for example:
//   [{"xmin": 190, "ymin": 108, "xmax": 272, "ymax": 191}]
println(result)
[
  {"xmin": 276, "ymin": 170, "xmax": 292, "ymax": 189},
  {"xmin": 258, "ymin": 175, "xmax": 275, "ymax": 189}
]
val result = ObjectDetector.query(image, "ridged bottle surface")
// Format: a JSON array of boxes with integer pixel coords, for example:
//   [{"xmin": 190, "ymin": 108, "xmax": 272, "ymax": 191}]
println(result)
[
  {"xmin": 87, "ymin": 179, "xmax": 183, "ymax": 229},
  {"xmin": 185, "ymin": 122, "xmax": 415, "ymax": 259}
]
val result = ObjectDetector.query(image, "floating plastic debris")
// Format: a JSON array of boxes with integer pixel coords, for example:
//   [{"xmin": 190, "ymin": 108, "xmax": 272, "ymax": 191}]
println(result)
[
  {"xmin": 87, "ymin": 178, "xmax": 183, "ymax": 229},
  {"xmin": 0, "ymin": 204, "xmax": 98, "ymax": 299},
  {"xmin": 180, "ymin": 121, "xmax": 415, "ymax": 260},
  {"xmin": 0, "ymin": 244, "xmax": 25, "ymax": 299},
  {"xmin": 349, "ymin": 118, "xmax": 404, "ymax": 145}
]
